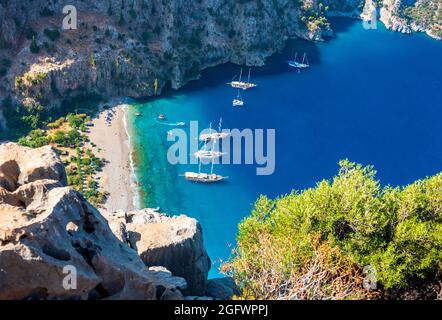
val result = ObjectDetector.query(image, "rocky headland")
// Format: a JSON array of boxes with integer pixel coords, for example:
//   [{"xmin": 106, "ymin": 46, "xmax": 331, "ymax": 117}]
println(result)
[{"xmin": 0, "ymin": 142, "xmax": 235, "ymax": 300}]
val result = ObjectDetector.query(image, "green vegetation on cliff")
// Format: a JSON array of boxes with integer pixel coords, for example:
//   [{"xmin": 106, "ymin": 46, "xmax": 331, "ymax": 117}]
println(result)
[
  {"xmin": 225, "ymin": 161, "xmax": 441, "ymax": 299},
  {"xmin": 1, "ymin": 95, "xmax": 106, "ymax": 205},
  {"xmin": 405, "ymin": 0, "xmax": 442, "ymax": 38}
]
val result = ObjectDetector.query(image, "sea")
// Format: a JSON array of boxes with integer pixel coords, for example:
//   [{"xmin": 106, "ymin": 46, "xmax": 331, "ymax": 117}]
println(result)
[{"xmin": 125, "ymin": 18, "xmax": 442, "ymax": 277}]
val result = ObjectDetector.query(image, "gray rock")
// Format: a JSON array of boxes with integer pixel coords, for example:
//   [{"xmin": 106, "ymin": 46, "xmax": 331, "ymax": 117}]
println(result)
[
  {"xmin": 119, "ymin": 209, "xmax": 211, "ymax": 296},
  {"xmin": 0, "ymin": 144, "xmax": 186, "ymax": 300},
  {"xmin": 206, "ymin": 277, "xmax": 240, "ymax": 300}
]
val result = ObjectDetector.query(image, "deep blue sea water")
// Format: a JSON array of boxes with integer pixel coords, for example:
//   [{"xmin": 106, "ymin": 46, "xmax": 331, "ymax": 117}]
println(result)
[{"xmin": 127, "ymin": 19, "xmax": 442, "ymax": 277}]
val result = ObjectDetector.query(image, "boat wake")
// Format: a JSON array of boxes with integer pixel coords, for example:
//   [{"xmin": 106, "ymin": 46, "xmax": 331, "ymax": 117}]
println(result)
[{"xmin": 155, "ymin": 120, "xmax": 186, "ymax": 127}]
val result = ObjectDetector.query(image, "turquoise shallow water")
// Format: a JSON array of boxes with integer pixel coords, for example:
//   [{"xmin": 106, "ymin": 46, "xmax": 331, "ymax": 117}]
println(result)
[{"xmin": 127, "ymin": 19, "xmax": 442, "ymax": 277}]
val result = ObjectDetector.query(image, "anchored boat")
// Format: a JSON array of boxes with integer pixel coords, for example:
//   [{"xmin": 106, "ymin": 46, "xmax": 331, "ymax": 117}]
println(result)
[
  {"xmin": 194, "ymin": 150, "xmax": 225, "ymax": 159},
  {"xmin": 199, "ymin": 118, "xmax": 230, "ymax": 142},
  {"xmin": 184, "ymin": 172, "xmax": 226, "ymax": 183},
  {"xmin": 233, "ymin": 90, "xmax": 244, "ymax": 107},
  {"xmin": 228, "ymin": 68, "xmax": 257, "ymax": 90},
  {"xmin": 288, "ymin": 52, "xmax": 310, "ymax": 69},
  {"xmin": 185, "ymin": 121, "xmax": 227, "ymax": 183}
]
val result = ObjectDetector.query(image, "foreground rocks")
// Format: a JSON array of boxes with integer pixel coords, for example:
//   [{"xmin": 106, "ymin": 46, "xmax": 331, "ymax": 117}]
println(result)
[
  {"xmin": 0, "ymin": 143, "xmax": 185, "ymax": 299},
  {"xmin": 207, "ymin": 278, "xmax": 241, "ymax": 300},
  {"xmin": 104, "ymin": 209, "xmax": 211, "ymax": 296},
  {"xmin": 0, "ymin": 143, "xmax": 236, "ymax": 300}
]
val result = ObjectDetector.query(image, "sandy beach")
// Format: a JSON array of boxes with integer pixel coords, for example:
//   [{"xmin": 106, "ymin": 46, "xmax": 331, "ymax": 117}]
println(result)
[{"xmin": 88, "ymin": 100, "xmax": 136, "ymax": 213}]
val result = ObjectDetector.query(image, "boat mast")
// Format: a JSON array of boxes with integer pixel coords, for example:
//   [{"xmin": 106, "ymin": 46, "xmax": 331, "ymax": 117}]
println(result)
[
  {"xmin": 302, "ymin": 53, "xmax": 306, "ymax": 65},
  {"xmin": 208, "ymin": 121, "xmax": 216, "ymax": 175},
  {"xmin": 210, "ymin": 148, "xmax": 215, "ymax": 174},
  {"xmin": 199, "ymin": 122, "xmax": 212, "ymax": 174},
  {"xmin": 247, "ymin": 68, "xmax": 251, "ymax": 83},
  {"xmin": 239, "ymin": 68, "xmax": 243, "ymax": 82},
  {"xmin": 210, "ymin": 139, "xmax": 217, "ymax": 175},
  {"xmin": 218, "ymin": 117, "xmax": 223, "ymax": 132}
]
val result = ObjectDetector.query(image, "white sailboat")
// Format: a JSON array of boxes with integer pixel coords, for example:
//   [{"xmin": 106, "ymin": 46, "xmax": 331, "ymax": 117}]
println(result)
[
  {"xmin": 199, "ymin": 118, "xmax": 230, "ymax": 142},
  {"xmin": 185, "ymin": 122, "xmax": 227, "ymax": 183},
  {"xmin": 228, "ymin": 68, "xmax": 257, "ymax": 90},
  {"xmin": 232, "ymin": 90, "xmax": 244, "ymax": 107},
  {"xmin": 194, "ymin": 150, "xmax": 226, "ymax": 159},
  {"xmin": 288, "ymin": 52, "xmax": 310, "ymax": 69},
  {"xmin": 184, "ymin": 171, "xmax": 226, "ymax": 183}
]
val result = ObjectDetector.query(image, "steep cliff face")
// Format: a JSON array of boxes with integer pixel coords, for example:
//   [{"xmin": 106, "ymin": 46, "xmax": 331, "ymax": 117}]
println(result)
[
  {"xmin": 0, "ymin": 0, "xmax": 347, "ymax": 112},
  {"xmin": 0, "ymin": 0, "xmax": 439, "ymax": 116}
]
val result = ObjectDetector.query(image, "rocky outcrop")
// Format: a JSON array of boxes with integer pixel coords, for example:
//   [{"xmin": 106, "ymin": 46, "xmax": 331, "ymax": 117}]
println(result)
[
  {"xmin": 380, "ymin": 0, "xmax": 412, "ymax": 34},
  {"xmin": 0, "ymin": 143, "xmax": 67, "ymax": 191},
  {"xmin": 0, "ymin": 143, "xmax": 191, "ymax": 300},
  {"xmin": 105, "ymin": 209, "xmax": 211, "ymax": 296},
  {"xmin": 206, "ymin": 277, "xmax": 241, "ymax": 300},
  {"xmin": 363, "ymin": 0, "xmax": 442, "ymax": 39}
]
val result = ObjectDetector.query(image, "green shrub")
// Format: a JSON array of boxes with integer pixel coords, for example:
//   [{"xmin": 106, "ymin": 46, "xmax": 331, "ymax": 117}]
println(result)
[
  {"xmin": 225, "ymin": 161, "xmax": 441, "ymax": 299},
  {"xmin": 18, "ymin": 129, "xmax": 49, "ymax": 148}
]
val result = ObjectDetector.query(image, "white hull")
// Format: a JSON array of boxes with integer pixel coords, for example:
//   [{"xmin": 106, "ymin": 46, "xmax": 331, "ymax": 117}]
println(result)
[
  {"xmin": 200, "ymin": 132, "xmax": 230, "ymax": 142},
  {"xmin": 195, "ymin": 150, "xmax": 225, "ymax": 159},
  {"xmin": 184, "ymin": 172, "xmax": 226, "ymax": 183},
  {"xmin": 233, "ymin": 99, "xmax": 244, "ymax": 107},
  {"xmin": 229, "ymin": 81, "xmax": 257, "ymax": 90},
  {"xmin": 288, "ymin": 61, "xmax": 309, "ymax": 69}
]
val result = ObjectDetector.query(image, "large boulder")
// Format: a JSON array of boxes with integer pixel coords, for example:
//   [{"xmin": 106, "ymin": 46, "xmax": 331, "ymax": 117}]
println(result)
[
  {"xmin": 106, "ymin": 209, "xmax": 211, "ymax": 296},
  {"xmin": 0, "ymin": 143, "xmax": 67, "ymax": 190},
  {"xmin": 0, "ymin": 144, "xmax": 186, "ymax": 300},
  {"xmin": 206, "ymin": 277, "xmax": 240, "ymax": 300}
]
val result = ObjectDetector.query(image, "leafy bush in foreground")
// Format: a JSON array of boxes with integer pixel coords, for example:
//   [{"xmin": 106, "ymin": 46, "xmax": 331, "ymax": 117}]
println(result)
[{"xmin": 224, "ymin": 161, "xmax": 441, "ymax": 299}]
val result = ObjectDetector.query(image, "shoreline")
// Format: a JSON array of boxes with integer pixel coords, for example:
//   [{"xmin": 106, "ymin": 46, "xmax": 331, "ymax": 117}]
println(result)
[
  {"xmin": 122, "ymin": 103, "xmax": 141, "ymax": 210},
  {"xmin": 88, "ymin": 98, "xmax": 139, "ymax": 213}
]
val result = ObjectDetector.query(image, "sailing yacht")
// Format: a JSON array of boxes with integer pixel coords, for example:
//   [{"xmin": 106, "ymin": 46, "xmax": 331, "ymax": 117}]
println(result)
[
  {"xmin": 184, "ymin": 122, "xmax": 227, "ymax": 183},
  {"xmin": 184, "ymin": 172, "xmax": 226, "ymax": 183},
  {"xmin": 194, "ymin": 150, "xmax": 226, "ymax": 159},
  {"xmin": 288, "ymin": 52, "xmax": 310, "ymax": 69},
  {"xmin": 228, "ymin": 68, "xmax": 257, "ymax": 90},
  {"xmin": 199, "ymin": 118, "xmax": 230, "ymax": 142},
  {"xmin": 232, "ymin": 90, "xmax": 244, "ymax": 107}
]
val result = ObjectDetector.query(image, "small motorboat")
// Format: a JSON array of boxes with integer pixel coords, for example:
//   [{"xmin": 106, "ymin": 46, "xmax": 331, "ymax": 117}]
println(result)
[
  {"xmin": 135, "ymin": 112, "xmax": 142, "ymax": 116},
  {"xmin": 158, "ymin": 114, "xmax": 166, "ymax": 120},
  {"xmin": 233, "ymin": 98, "xmax": 244, "ymax": 107},
  {"xmin": 233, "ymin": 90, "xmax": 244, "ymax": 107}
]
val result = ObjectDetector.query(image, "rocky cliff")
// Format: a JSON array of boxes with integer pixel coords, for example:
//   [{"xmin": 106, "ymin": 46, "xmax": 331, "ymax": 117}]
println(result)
[
  {"xmin": 378, "ymin": 0, "xmax": 441, "ymax": 38},
  {"xmin": 0, "ymin": 0, "xmax": 440, "ymax": 122},
  {"xmin": 0, "ymin": 143, "xmax": 233, "ymax": 300}
]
